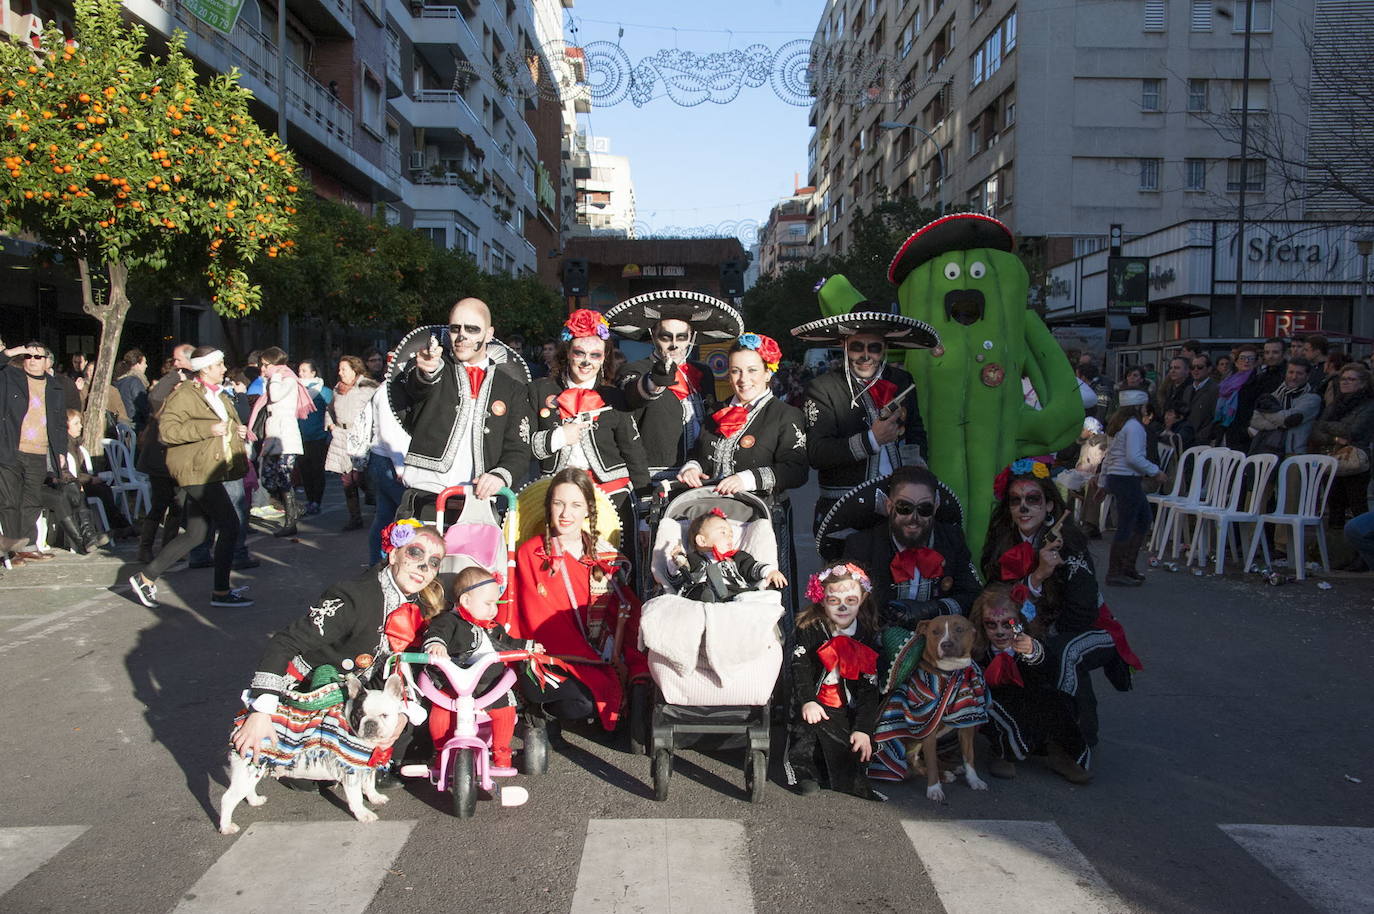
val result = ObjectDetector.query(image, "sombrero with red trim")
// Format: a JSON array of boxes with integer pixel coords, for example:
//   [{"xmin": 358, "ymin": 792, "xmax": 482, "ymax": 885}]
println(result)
[{"xmin": 888, "ymin": 213, "xmax": 1015, "ymax": 286}]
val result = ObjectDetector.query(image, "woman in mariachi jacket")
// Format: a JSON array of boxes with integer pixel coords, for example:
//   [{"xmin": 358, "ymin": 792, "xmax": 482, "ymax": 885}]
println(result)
[
  {"xmin": 527, "ymin": 309, "xmax": 651, "ymax": 520},
  {"xmin": 979, "ymin": 458, "xmax": 1143, "ymax": 748}
]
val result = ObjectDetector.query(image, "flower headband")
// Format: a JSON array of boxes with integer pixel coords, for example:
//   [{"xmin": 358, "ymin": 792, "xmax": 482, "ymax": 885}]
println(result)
[
  {"xmin": 736, "ymin": 332, "xmax": 782, "ymax": 372},
  {"xmin": 992, "ymin": 457, "xmax": 1053, "ymax": 500},
  {"xmin": 380, "ymin": 518, "xmax": 425, "ymax": 555},
  {"xmin": 805, "ymin": 562, "xmax": 872, "ymax": 604},
  {"xmin": 561, "ymin": 308, "xmax": 611, "ymax": 343}
]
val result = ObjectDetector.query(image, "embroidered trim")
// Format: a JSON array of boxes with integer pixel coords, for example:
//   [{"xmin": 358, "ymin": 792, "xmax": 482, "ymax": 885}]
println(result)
[
  {"xmin": 250, "ymin": 672, "xmax": 295, "ymax": 694},
  {"xmin": 308, "ymin": 598, "xmax": 344, "ymax": 637}
]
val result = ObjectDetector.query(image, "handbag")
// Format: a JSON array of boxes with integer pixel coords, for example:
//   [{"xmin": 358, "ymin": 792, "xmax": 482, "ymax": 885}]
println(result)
[{"xmin": 1331, "ymin": 444, "xmax": 1370, "ymax": 477}]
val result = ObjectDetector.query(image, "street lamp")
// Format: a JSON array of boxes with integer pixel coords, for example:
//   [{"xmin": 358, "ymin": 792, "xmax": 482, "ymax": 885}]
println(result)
[
  {"xmin": 1357, "ymin": 235, "xmax": 1373, "ymax": 349},
  {"xmin": 879, "ymin": 120, "xmax": 946, "ymax": 215},
  {"xmin": 1219, "ymin": 1, "xmax": 1255, "ymax": 338}
]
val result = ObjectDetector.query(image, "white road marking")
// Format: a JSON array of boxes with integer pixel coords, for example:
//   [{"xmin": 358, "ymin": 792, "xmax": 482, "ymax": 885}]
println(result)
[
  {"xmin": 171, "ymin": 819, "xmax": 415, "ymax": 914},
  {"xmin": 0, "ymin": 825, "xmax": 88, "ymax": 896},
  {"xmin": 571, "ymin": 819, "xmax": 753, "ymax": 914},
  {"xmin": 1222, "ymin": 824, "xmax": 1374, "ymax": 914},
  {"xmin": 901, "ymin": 819, "xmax": 1124, "ymax": 914}
]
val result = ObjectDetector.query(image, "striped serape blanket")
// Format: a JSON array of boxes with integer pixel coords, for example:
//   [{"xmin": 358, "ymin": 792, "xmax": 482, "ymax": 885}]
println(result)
[{"xmin": 868, "ymin": 664, "xmax": 988, "ymax": 782}]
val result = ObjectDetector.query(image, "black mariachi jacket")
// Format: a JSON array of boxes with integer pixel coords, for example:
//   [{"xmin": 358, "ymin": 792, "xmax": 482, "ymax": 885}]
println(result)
[
  {"xmin": 249, "ymin": 568, "xmax": 405, "ymax": 698},
  {"xmin": 617, "ymin": 357, "xmax": 717, "ymax": 471},
  {"xmin": 665, "ymin": 548, "xmax": 770, "ymax": 602},
  {"xmin": 988, "ymin": 530, "xmax": 1101, "ymax": 636},
  {"xmin": 789, "ymin": 622, "xmax": 882, "ymax": 735},
  {"xmin": 401, "ymin": 354, "xmax": 532, "ymax": 486},
  {"xmin": 686, "ymin": 393, "xmax": 809, "ymax": 498},
  {"xmin": 840, "ymin": 521, "xmax": 980, "ymax": 627},
  {"xmin": 422, "ymin": 611, "xmax": 523, "ymax": 710},
  {"xmin": 803, "ymin": 365, "xmax": 927, "ymax": 498},
  {"xmin": 527, "ymin": 377, "xmax": 651, "ymax": 494}
]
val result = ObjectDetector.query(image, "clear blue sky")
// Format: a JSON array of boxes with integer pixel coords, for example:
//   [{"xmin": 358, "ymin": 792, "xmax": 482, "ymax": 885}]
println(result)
[{"xmin": 565, "ymin": 0, "xmax": 826, "ymax": 238}]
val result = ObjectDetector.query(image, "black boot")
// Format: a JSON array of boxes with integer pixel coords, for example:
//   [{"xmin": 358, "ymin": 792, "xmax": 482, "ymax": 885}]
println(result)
[
  {"xmin": 1104, "ymin": 541, "xmax": 1140, "ymax": 586},
  {"xmin": 342, "ymin": 487, "xmax": 364, "ymax": 531},
  {"xmin": 274, "ymin": 490, "xmax": 300, "ymax": 538},
  {"xmin": 64, "ymin": 487, "xmax": 108, "ymax": 553},
  {"xmin": 60, "ymin": 515, "xmax": 90, "ymax": 554},
  {"xmin": 1124, "ymin": 534, "xmax": 1146, "ymax": 581}
]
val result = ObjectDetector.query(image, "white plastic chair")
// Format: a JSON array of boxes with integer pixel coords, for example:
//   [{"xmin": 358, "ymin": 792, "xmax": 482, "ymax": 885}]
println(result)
[
  {"xmin": 1171, "ymin": 448, "xmax": 1247, "ymax": 558},
  {"xmin": 1187, "ymin": 453, "xmax": 1279, "ymax": 573},
  {"xmin": 69, "ymin": 445, "xmax": 112, "ymax": 534},
  {"xmin": 1243, "ymin": 454, "xmax": 1340, "ymax": 581},
  {"xmin": 101, "ymin": 438, "xmax": 151, "ymax": 520},
  {"xmin": 1147, "ymin": 445, "xmax": 1216, "ymax": 555}
]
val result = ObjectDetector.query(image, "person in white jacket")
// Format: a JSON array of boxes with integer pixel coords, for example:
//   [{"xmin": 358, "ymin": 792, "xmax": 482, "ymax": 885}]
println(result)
[
  {"xmin": 247, "ymin": 346, "xmax": 312, "ymax": 538},
  {"xmin": 1101, "ymin": 388, "xmax": 1168, "ymax": 586}
]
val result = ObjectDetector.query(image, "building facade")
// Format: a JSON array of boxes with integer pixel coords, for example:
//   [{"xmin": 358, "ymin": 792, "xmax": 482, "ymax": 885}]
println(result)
[
  {"xmin": 756, "ymin": 189, "xmax": 816, "ymax": 279},
  {"xmin": 570, "ymin": 133, "xmax": 637, "ymax": 237}
]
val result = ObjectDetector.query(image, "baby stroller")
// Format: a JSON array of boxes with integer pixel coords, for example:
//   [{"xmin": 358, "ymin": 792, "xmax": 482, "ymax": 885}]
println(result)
[
  {"xmin": 432, "ymin": 483, "xmax": 517, "ymax": 586},
  {"xmin": 639, "ymin": 488, "xmax": 784, "ymax": 802}
]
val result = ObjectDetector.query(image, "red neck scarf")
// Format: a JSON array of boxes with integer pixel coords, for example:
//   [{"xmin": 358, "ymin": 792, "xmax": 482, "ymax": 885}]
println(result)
[
  {"xmin": 815, "ymin": 635, "xmax": 879, "ymax": 707},
  {"xmin": 710, "ymin": 546, "xmax": 737, "ymax": 562},
  {"xmin": 984, "ymin": 651, "xmax": 1025, "ymax": 687},
  {"xmin": 998, "ymin": 542, "xmax": 1037, "ymax": 581},
  {"xmin": 890, "ymin": 546, "xmax": 945, "ymax": 584},
  {"xmin": 465, "ymin": 365, "xmax": 485, "ymax": 397},
  {"xmin": 866, "ymin": 378, "xmax": 898, "ymax": 411},
  {"xmin": 713, "ymin": 404, "xmax": 748, "ymax": 439},
  {"xmin": 667, "ymin": 364, "xmax": 703, "ymax": 401},
  {"xmin": 458, "ymin": 604, "xmax": 497, "ymax": 630},
  {"xmin": 556, "ymin": 387, "xmax": 605, "ymax": 421}
]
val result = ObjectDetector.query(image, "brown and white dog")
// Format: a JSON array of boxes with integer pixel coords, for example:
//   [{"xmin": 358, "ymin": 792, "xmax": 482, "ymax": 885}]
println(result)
[
  {"xmin": 906, "ymin": 615, "xmax": 989, "ymax": 802},
  {"xmin": 219, "ymin": 673, "xmax": 406, "ymax": 834}
]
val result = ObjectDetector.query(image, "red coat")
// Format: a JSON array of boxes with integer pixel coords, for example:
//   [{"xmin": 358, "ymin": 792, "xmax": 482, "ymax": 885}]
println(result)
[{"xmin": 509, "ymin": 535, "xmax": 648, "ymax": 729}]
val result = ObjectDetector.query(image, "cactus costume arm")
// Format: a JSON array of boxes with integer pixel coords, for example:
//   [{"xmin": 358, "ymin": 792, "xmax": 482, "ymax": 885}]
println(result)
[{"xmin": 890, "ymin": 215, "xmax": 1083, "ymax": 563}]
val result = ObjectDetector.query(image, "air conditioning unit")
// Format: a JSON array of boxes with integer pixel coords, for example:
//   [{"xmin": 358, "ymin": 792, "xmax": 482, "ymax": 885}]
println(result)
[{"xmin": 408, "ymin": 151, "xmax": 426, "ymax": 170}]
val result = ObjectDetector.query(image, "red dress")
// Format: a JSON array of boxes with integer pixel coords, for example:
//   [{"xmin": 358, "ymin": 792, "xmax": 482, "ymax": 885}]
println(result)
[{"xmin": 509, "ymin": 534, "xmax": 648, "ymax": 729}]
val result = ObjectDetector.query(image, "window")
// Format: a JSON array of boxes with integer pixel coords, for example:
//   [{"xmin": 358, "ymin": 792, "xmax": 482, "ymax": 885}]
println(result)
[
  {"xmin": 900, "ymin": 18, "xmax": 915, "ymax": 57},
  {"xmin": 1226, "ymin": 158, "xmax": 1265, "ymax": 192},
  {"xmin": 1185, "ymin": 158, "xmax": 1206, "ymax": 190},
  {"xmin": 360, "ymin": 68, "xmax": 384, "ymax": 138},
  {"xmin": 1187, "ymin": 78, "xmax": 1208, "ymax": 112},
  {"xmin": 1228, "ymin": 79, "xmax": 1269, "ymax": 110},
  {"xmin": 1231, "ymin": 0, "xmax": 1273, "ymax": 32},
  {"xmin": 417, "ymin": 227, "xmax": 447, "ymax": 249},
  {"xmin": 1141, "ymin": 78, "xmax": 1162, "ymax": 111},
  {"xmin": 1004, "ymin": 91, "xmax": 1016, "ymax": 127},
  {"xmin": 971, "ymin": 46, "xmax": 985, "ymax": 87},
  {"xmin": 973, "ymin": 0, "xmax": 985, "ymax": 20},
  {"xmin": 968, "ymin": 121, "xmax": 981, "ymax": 156},
  {"xmin": 1144, "ymin": 0, "xmax": 1166, "ymax": 32},
  {"xmin": 1190, "ymin": 0, "xmax": 1212, "ymax": 31},
  {"xmin": 1139, "ymin": 158, "xmax": 1160, "ymax": 191},
  {"xmin": 1003, "ymin": 9, "xmax": 1016, "ymax": 51}
]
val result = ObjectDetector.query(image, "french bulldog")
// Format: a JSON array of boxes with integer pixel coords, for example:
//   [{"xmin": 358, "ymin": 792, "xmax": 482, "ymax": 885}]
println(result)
[{"xmin": 219, "ymin": 672, "xmax": 406, "ymax": 835}]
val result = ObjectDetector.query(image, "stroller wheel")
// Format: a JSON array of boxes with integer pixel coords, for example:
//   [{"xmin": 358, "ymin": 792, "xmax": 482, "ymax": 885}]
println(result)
[
  {"xmin": 651, "ymin": 749, "xmax": 672, "ymax": 802},
  {"xmin": 628, "ymin": 682, "xmax": 652, "ymax": 757},
  {"xmin": 745, "ymin": 749, "xmax": 767, "ymax": 803},
  {"xmin": 520, "ymin": 719, "xmax": 550, "ymax": 776},
  {"xmin": 450, "ymin": 747, "xmax": 478, "ymax": 819}
]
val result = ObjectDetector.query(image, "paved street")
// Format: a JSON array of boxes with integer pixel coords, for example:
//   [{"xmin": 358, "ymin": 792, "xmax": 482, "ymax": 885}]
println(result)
[{"xmin": 2, "ymin": 481, "xmax": 1372, "ymax": 914}]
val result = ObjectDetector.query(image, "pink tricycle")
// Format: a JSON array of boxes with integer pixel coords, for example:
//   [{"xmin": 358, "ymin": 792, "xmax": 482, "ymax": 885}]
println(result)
[{"xmin": 390, "ymin": 649, "xmax": 555, "ymax": 818}]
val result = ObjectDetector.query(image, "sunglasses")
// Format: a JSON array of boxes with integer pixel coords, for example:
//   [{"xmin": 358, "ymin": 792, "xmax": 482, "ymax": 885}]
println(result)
[
  {"xmin": 655, "ymin": 331, "xmax": 692, "ymax": 344},
  {"xmin": 847, "ymin": 341, "xmax": 885, "ymax": 355},
  {"xmin": 402, "ymin": 544, "xmax": 442, "ymax": 570},
  {"xmin": 448, "ymin": 324, "xmax": 484, "ymax": 337},
  {"xmin": 23, "ymin": 354, "xmax": 46, "ymax": 360},
  {"xmin": 892, "ymin": 500, "xmax": 936, "ymax": 518},
  {"xmin": 1008, "ymin": 491, "xmax": 1045, "ymax": 508},
  {"xmin": 983, "ymin": 618, "xmax": 1017, "ymax": 631}
]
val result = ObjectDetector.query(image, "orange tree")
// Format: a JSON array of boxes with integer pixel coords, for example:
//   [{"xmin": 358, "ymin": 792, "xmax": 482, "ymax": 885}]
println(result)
[{"xmin": 0, "ymin": 0, "xmax": 300, "ymax": 450}]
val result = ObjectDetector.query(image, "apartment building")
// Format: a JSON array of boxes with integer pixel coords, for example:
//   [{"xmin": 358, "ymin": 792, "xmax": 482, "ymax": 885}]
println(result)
[
  {"xmin": 570, "ymin": 133, "xmax": 636, "ymax": 237},
  {"xmin": 806, "ymin": 0, "xmax": 1319, "ymax": 269},
  {"xmin": 756, "ymin": 189, "xmax": 816, "ymax": 279}
]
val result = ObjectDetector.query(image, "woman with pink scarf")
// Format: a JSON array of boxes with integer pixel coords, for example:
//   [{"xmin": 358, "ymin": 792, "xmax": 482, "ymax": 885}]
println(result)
[{"xmin": 247, "ymin": 346, "xmax": 315, "ymax": 538}]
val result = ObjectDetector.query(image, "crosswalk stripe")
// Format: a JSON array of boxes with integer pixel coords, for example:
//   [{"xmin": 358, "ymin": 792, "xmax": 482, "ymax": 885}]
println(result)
[
  {"xmin": 170, "ymin": 820, "xmax": 416, "ymax": 914},
  {"xmin": 0, "ymin": 826, "xmax": 88, "ymax": 897},
  {"xmin": 901, "ymin": 819, "xmax": 1124, "ymax": 914},
  {"xmin": 570, "ymin": 819, "xmax": 753, "ymax": 914},
  {"xmin": 1221, "ymin": 824, "xmax": 1374, "ymax": 914}
]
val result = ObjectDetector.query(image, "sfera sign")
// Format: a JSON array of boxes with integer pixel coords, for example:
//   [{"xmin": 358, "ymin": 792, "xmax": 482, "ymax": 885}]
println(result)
[{"xmin": 1245, "ymin": 236, "xmax": 1324, "ymax": 265}]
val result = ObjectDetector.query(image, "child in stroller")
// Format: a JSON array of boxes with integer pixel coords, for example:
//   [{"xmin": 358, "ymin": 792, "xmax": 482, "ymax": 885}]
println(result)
[
  {"xmin": 666, "ymin": 507, "xmax": 787, "ymax": 602},
  {"xmin": 638, "ymin": 488, "xmax": 785, "ymax": 801}
]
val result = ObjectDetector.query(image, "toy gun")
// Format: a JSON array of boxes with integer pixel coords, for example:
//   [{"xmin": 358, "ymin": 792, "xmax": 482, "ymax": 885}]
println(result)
[
  {"xmin": 877, "ymin": 381, "xmax": 917, "ymax": 421},
  {"xmin": 1043, "ymin": 510, "xmax": 1067, "ymax": 550},
  {"xmin": 565, "ymin": 405, "xmax": 612, "ymax": 425}
]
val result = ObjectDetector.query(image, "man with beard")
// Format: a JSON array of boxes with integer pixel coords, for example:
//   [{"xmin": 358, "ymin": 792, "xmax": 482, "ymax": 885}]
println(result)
[
  {"xmin": 1254, "ymin": 337, "xmax": 1287, "ymax": 397},
  {"xmin": 839, "ymin": 465, "xmax": 981, "ymax": 628},
  {"xmin": 794, "ymin": 275, "xmax": 936, "ymax": 535},
  {"xmin": 1247, "ymin": 357, "xmax": 1322, "ymax": 457},
  {"xmin": 606, "ymin": 290, "xmax": 743, "ymax": 481}
]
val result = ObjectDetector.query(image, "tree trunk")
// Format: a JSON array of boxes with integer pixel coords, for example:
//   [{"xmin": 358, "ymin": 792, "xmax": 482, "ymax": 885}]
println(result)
[{"xmin": 78, "ymin": 259, "xmax": 132, "ymax": 457}]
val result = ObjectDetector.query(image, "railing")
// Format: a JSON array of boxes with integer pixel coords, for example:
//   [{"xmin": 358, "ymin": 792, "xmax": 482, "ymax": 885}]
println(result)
[
  {"xmin": 416, "ymin": 4, "xmax": 479, "ymax": 47},
  {"xmin": 384, "ymin": 145, "xmax": 402, "ymax": 177},
  {"xmin": 385, "ymin": 29, "xmax": 402, "ymax": 86}
]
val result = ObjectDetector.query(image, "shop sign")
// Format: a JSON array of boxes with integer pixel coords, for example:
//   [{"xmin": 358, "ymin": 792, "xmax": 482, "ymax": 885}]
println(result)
[
  {"xmin": 1262, "ymin": 310, "xmax": 1323, "ymax": 337},
  {"xmin": 182, "ymin": 0, "xmax": 245, "ymax": 33},
  {"xmin": 621, "ymin": 264, "xmax": 685, "ymax": 278},
  {"xmin": 1107, "ymin": 256, "xmax": 1149, "ymax": 315}
]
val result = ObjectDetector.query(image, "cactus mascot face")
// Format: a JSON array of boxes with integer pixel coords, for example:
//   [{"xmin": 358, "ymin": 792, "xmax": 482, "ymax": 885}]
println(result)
[{"xmin": 885, "ymin": 214, "xmax": 1083, "ymax": 565}]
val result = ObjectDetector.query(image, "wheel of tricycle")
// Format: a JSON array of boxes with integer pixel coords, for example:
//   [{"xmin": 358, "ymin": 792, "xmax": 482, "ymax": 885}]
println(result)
[
  {"xmin": 521, "ymin": 720, "xmax": 549, "ymax": 776},
  {"xmin": 451, "ymin": 747, "xmax": 478, "ymax": 819},
  {"xmin": 628, "ymin": 681, "xmax": 652, "ymax": 756},
  {"xmin": 745, "ymin": 749, "xmax": 766, "ymax": 803},
  {"xmin": 651, "ymin": 749, "xmax": 672, "ymax": 802}
]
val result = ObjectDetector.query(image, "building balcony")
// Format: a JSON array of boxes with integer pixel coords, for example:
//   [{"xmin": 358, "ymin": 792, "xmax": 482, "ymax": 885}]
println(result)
[
  {"xmin": 392, "ymin": 89, "xmax": 484, "ymax": 138},
  {"xmin": 387, "ymin": 0, "xmax": 481, "ymax": 60},
  {"xmin": 384, "ymin": 28, "xmax": 402, "ymax": 94}
]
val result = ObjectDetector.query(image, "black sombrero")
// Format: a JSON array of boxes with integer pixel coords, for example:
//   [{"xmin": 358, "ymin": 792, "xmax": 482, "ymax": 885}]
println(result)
[
  {"xmin": 888, "ymin": 213, "xmax": 1014, "ymax": 286},
  {"xmin": 815, "ymin": 474, "xmax": 964, "ymax": 562},
  {"xmin": 793, "ymin": 274, "xmax": 940, "ymax": 350},
  {"xmin": 603, "ymin": 290, "xmax": 743, "ymax": 343},
  {"xmin": 385, "ymin": 324, "xmax": 531, "ymax": 424}
]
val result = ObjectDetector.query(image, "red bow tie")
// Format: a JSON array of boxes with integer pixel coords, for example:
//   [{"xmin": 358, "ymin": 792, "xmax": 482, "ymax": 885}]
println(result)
[
  {"xmin": 984, "ymin": 651, "xmax": 1025, "ymax": 688},
  {"xmin": 465, "ymin": 365, "xmax": 485, "ymax": 397},
  {"xmin": 998, "ymin": 542, "xmax": 1037, "ymax": 581},
  {"xmin": 710, "ymin": 546, "xmax": 738, "ymax": 562},
  {"xmin": 713, "ymin": 404, "xmax": 748, "ymax": 439},
  {"xmin": 458, "ymin": 605, "xmax": 498, "ymax": 630},
  {"xmin": 579, "ymin": 550, "xmax": 622, "ymax": 577},
  {"xmin": 890, "ymin": 546, "xmax": 945, "ymax": 584},
  {"xmin": 817, "ymin": 635, "xmax": 878, "ymax": 680},
  {"xmin": 667, "ymin": 364, "xmax": 703, "ymax": 402},
  {"xmin": 867, "ymin": 378, "xmax": 898, "ymax": 411},
  {"xmin": 556, "ymin": 387, "xmax": 606, "ymax": 421}
]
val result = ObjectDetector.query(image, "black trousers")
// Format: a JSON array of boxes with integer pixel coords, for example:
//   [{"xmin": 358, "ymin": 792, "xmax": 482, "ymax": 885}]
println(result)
[
  {"xmin": 787, "ymin": 711, "xmax": 871, "ymax": 797},
  {"xmin": 299, "ymin": 438, "xmax": 328, "ymax": 505},
  {"xmin": 145, "ymin": 482, "xmax": 239, "ymax": 592},
  {"xmin": 0, "ymin": 451, "xmax": 48, "ymax": 542},
  {"xmin": 139, "ymin": 474, "xmax": 180, "ymax": 556}
]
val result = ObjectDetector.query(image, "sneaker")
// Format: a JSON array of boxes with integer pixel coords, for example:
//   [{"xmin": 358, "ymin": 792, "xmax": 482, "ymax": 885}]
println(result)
[
  {"xmin": 128, "ymin": 573, "xmax": 158, "ymax": 607},
  {"xmin": 304, "ymin": 501, "xmax": 321, "ymax": 516},
  {"xmin": 211, "ymin": 589, "xmax": 255, "ymax": 607},
  {"xmin": 796, "ymin": 778, "xmax": 821, "ymax": 797},
  {"xmin": 251, "ymin": 505, "xmax": 284, "ymax": 520}
]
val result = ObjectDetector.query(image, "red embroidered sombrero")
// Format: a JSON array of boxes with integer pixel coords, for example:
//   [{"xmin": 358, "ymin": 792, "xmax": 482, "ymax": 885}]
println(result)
[{"xmin": 888, "ymin": 213, "xmax": 1015, "ymax": 286}]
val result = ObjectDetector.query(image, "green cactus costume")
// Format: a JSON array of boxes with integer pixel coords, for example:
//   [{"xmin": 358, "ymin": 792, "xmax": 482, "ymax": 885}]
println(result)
[{"xmin": 822, "ymin": 214, "xmax": 1083, "ymax": 562}]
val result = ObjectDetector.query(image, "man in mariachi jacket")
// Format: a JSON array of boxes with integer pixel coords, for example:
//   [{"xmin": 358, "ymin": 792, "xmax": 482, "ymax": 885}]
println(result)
[
  {"xmin": 832, "ymin": 465, "xmax": 981, "ymax": 627},
  {"xmin": 398, "ymin": 297, "xmax": 532, "ymax": 514},
  {"xmin": 606, "ymin": 290, "xmax": 744, "ymax": 481},
  {"xmin": 793, "ymin": 274, "xmax": 939, "ymax": 536}
]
